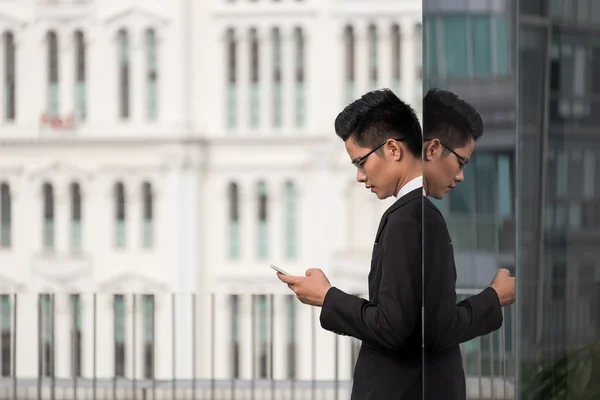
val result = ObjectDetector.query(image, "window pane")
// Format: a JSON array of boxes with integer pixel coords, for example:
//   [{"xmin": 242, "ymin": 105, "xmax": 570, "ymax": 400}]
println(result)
[
  {"xmin": 495, "ymin": 15, "xmax": 509, "ymax": 75},
  {"xmin": 472, "ymin": 16, "xmax": 492, "ymax": 76},
  {"xmin": 426, "ymin": 17, "xmax": 439, "ymax": 78},
  {"xmin": 443, "ymin": 16, "xmax": 468, "ymax": 77}
]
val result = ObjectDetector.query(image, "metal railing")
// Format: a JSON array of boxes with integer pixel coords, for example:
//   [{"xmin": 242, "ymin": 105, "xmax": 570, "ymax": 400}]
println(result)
[{"xmin": 0, "ymin": 290, "xmax": 515, "ymax": 400}]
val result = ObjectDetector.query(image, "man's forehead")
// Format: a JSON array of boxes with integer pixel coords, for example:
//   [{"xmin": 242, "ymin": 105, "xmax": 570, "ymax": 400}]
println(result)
[
  {"xmin": 456, "ymin": 139, "xmax": 475, "ymax": 154},
  {"xmin": 345, "ymin": 139, "xmax": 365, "ymax": 159}
]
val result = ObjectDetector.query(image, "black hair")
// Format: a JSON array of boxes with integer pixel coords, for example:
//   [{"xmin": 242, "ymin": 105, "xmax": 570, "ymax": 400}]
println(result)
[
  {"xmin": 423, "ymin": 88, "xmax": 483, "ymax": 153},
  {"xmin": 334, "ymin": 88, "xmax": 422, "ymax": 158}
]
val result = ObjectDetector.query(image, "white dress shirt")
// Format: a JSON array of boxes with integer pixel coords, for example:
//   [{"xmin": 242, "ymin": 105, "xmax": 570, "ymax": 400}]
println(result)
[{"xmin": 395, "ymin": 175, "xmax": 425, "ymax": 201}]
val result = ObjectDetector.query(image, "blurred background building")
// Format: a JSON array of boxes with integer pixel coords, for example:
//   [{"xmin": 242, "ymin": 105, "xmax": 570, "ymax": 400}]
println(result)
[{"xmin": 0, "ymin": 0, "xmax": 423, "ymax": 397}]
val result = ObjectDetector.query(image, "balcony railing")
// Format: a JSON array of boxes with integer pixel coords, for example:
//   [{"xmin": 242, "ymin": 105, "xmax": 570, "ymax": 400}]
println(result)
[{"xmin": 0, "ymin": 289, "xmax": 515, "ymax": 399}]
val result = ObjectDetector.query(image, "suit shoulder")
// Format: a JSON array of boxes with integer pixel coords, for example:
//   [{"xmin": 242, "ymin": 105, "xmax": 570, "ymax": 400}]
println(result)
[
  {"xmin": 388, "ymin": 196, "xmax": 421, "ymax": 226},
  {"xmin": 423, "ymin": 198, "xmax": 447, "ymax": 228}
]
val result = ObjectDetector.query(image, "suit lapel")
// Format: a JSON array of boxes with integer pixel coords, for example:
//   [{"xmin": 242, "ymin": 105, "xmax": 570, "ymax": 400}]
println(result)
[{"xmin": 374, "ymin": 188, "xmax": 422, "ymax": 244}]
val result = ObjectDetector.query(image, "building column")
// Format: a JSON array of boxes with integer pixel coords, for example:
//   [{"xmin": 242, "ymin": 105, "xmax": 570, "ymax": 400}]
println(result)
[
  {"xmin": 175, "ymin": 159, "xmax": 201, "ymax": 379},
  {"xmin": 154, "ymin": 294, "xmax": 175, "ymax": 381},
  {"xmin": 213, "ymin": 293, "xmax": 232, "ymax": 380},
  {"xmin": 95, "ymin": 294, "xmax": 114, "ymax": 379},
  {"xmin": 82, "ymin": 294, "xmax": 95, "ymax": 379},
  {"xmin": 15, "ymin": 294, "xmax": 39, "ymax": 378},
  {"xmin": 294, "ymin": 303, "xmax": 314, "ymax": 381},
  {"xmin": 54, "ymin": 294, "xmax": 71, "ymax": 379}
]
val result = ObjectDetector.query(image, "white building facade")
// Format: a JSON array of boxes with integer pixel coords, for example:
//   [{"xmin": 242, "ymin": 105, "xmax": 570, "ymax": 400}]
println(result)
[{"xmin": 0, "ymin": 0, "xmax": 422, "ymax": 390}]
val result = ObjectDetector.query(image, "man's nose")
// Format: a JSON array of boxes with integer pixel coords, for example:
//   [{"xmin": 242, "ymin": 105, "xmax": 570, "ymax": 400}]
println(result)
[
  {"xmin": 455, "ymin": 169, "xmax": 464, "ymax": 182},
  {"xmin": 356, "ymin": 168, "xmax": 367, "ymax": 183}
]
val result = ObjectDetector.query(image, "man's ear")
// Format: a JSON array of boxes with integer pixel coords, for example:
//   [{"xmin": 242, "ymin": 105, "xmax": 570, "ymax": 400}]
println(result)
[
  {"xmin": 423, "ymin": 139, "xmax": 440, "ymax": 162},
  {"xmin": 388, "ymin": 139, "xmax": 403, "ymax": 161}
]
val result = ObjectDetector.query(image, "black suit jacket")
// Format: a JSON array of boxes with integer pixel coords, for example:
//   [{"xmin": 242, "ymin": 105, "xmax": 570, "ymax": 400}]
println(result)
[
  {"xmin": 423, "ymin": 197, "xmax": 503, "ymax": 400},
  {"xmin": 321, "ymin": 188, "xmax": 423, "ymax": 399},
  {"xmin": 319, "ymin": 189, "xmax": 504, "ymax": 400}
]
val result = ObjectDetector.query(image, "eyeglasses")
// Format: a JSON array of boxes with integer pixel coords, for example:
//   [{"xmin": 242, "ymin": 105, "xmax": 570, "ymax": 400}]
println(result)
[
  {"xmin": 351, "ymin": 138, "xmax": 405, "ymax": 170},
  {"xmin": 424, "ymin": 139, "xmax": 469, "ymax": 170}
]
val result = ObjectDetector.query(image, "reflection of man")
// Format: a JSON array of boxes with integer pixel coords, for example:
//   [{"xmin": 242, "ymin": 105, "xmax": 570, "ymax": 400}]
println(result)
[
  {"xmin": 422, "ymin": 88, "xmax": 515, "ymax": 400},
  {"xmin": 278, "ymin": 89, "xmax": 425, "ymax": 399}
]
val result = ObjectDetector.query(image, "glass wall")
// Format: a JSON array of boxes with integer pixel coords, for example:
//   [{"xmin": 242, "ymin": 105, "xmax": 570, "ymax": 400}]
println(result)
[
  {"xmin": 423, "ymin": 0, "xmax": 518, "ymax": 386},
  {"xmin": 518, "ymin": 0, "xmax": 600, "ymax": 398},
  {"xmin": 425, "ymin": 0, "xmax": 600, "ymax": 397}
]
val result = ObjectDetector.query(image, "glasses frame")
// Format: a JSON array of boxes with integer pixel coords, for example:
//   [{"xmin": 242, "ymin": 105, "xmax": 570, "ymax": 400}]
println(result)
[
  {"xmin": 423, "ymin": 138, "xmax": 469, "ymax": 170},
  {"xmin": 351, "ymin": 137, "xmax": 406, "ymax": 170}
]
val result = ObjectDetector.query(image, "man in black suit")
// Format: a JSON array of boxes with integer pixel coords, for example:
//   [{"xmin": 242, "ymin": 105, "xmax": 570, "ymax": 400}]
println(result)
[
  {"xmin": 421, "ymin": 88, "xmax": 515, "ymax": 400},
  {"xmin": 278, "ymin": 89, "xmax": 425, "ymax": 399}
]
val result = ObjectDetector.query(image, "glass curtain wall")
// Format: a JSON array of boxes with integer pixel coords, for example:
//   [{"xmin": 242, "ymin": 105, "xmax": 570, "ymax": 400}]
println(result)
[
  {"xmin": 422, "ymin": 0, "xmax": 518, "ymax": 390},
  {"xmin": 518, "ymin": 0, "xmax": 600, "ymax": 398}
]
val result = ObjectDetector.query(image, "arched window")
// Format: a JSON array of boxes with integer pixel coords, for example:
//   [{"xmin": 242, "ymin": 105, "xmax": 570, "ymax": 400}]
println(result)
[
  {"xmin": 228, "ymin": 182, "xmax": 240, "ymax": 258},
  {"xmin": 142, "ymin": 295, "xmax": 154, "ymax": 379},
  {"xmin": 47, "ymin": 31, "xmax": 59, "ymax": 116},
  {"xmin": 3, "ymin": 32, "xmax": 15, "ymax": 121},
  {"xmin": 272, "ymin": 28, "xmax": 282, "ymax": 128},
  {"xmin": 344, "ymin": 25, "xmax": 355, "ymax": 101},
  {"xmin": 74, "ymin": 31, "xmax": 86, "ymax": 121},
  {"xmin": 249, "ymin": 28, "xmax": 260, "ymax": 128},
  {"xmin": 368, "ymin": 24, "xmax": 378, "ymax": 88},
  {"xmin": 226, "ymin": 28, "xmax": 237, "ymax": 129},
  {"xmin": 70, "ymin": 182, "xmax": 82, "ymax": 250},
  {"xmin": 114, "ymin": 182, "xmax": 126, "ymax": 247},
  {"xmin": 284, "ymin": 181, "xmax": 297, "ymax": 258},
  {"xmin": 142, "ymin": 182, "xmax": 153, "ymax": 248},
  {"xmin": 118, "ymin": 29, "xmax": 130, "ymax": 119},
  {"xmin": 43, "ymin": 183, "xmax": 54, "ymax": 249},
  {"xmin": 113, "ymin": 294, "xmax": 125, "ymax": 377},
  {"xmin": 0, "ymin": 183, "xmax": 10, "ymax": 248},
  {"xmin": 414, "ymin": 23, "xmax": 422, "ymax": 106},
  {"xmin": 391, "ymin": 24, "xmax": 401, "ymax": 93},
  {"xmin": 146, "ymin": 29, "xmax": 158, "ymax": 120},
  {"xmin": 257, "ymin": 181, "xmax": 268, "ymax": 258},
  {"xmin": 294, "ymin": 27, "xmax": 305, "ymax": 127}
]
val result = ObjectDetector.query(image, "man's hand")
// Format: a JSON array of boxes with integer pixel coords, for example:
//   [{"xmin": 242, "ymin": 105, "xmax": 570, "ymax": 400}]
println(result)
[
  {"xmin": 490, "ymin": 268, "xmax": 515, "ymax": 306},
  {"xmin": 277, "ymin": 268, "xmax": 332, "ymax": 307}
]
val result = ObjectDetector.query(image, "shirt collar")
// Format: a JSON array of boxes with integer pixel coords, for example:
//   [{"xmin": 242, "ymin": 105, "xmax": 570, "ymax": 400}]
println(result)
[{"xmin": 395, "ymin": 175, "xmax": 424, "ymax": 200}]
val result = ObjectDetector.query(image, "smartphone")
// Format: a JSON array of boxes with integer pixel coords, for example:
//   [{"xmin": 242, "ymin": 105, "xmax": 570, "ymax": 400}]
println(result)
[{"xmin": 270, "ymin": 264, "xmax": 291, "ymax": 276}]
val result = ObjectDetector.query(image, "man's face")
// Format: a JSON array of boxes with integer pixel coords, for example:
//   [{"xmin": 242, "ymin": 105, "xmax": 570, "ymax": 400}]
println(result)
[
  {"xmin": 345, "ymin": 138, "xmax": 399, "ymax": 200},
  {"xmin": 423, "ymin": 138, "xmax": 475, "ymax": 199}
]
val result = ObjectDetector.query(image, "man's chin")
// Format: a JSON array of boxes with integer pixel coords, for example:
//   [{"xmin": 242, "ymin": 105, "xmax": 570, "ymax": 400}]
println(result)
[{"xmin": 431, "ymin": 191, "xmax": 446, "ymax": 200}]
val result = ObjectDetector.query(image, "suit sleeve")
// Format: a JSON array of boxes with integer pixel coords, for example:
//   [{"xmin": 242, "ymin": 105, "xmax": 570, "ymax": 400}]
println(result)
[
  {"xmin": 424, "ymin": 206, "xmax": 503, "ymax": 351},
  {"xmin": 319, "ymin": 214, "xmax": 421, "ymax": 351}
]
